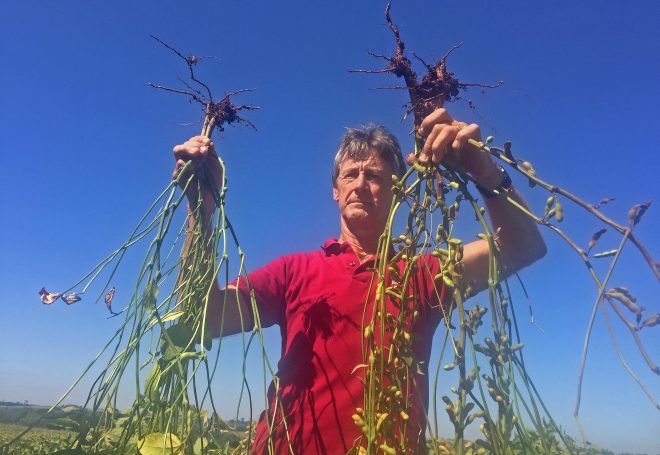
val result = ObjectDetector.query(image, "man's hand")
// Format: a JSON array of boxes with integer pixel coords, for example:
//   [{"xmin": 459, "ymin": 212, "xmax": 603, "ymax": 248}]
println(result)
[
  {"xmin": 172, "ymin": 135, "xmax": 223, "ymax": 217},
  {"xmin": 411, "ymin": 109, "xmax": 547, "ymax": 295},
  {"xmin": 411, "ymin": 108, "xmax": 503, "ymax": 189}
]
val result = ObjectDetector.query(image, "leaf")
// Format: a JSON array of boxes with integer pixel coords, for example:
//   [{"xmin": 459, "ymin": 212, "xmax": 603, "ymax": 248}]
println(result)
[
  {"xmin": 61, "ymin": 292, "xmax": 82, "ymax": 305},
  {"xmin": 149, "ymin": 309, "xmax": 185, "ymax": 328},
  {"xmin": 105, "ymin": 287, "xmax": 117, "ymax": 314},
  {"xmin": 160, "ymin": 322, "xmax": 195, "ymax": 360},
  {"xmin": 138, "ymin": 432, "xmax": 182, "ymax": 455},
  {"xmin": 104, "ymin": 427, "xmax": 125, "ymax": 445},
  {"xmin": 161, "ymin": 309, "xmax": 185, "ymax": 322},
  {"xmin": 141, "ymin": 279, "xmax": 159, "ymax": 311},
  {"xmin": 39, "ymin": 287, "xmax": 61, "ymax": 305}
]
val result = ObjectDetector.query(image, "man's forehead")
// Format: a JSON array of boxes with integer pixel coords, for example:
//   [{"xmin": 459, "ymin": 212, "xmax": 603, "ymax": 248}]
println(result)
[{"xmin": 339, "ymin": 151, "xmax": 388, "ymax": 170}]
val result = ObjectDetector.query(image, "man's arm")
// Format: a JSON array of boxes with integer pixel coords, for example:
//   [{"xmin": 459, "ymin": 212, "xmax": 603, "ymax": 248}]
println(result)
[
  {"xmin": 416, "ymin": 109, "xmax": 547, "ymax": 296},
  {"xmin": 173, "ymin": 135, "xmax": 254, "ymax": 338},
  {"xmin": 461, "ymin": 184, "xmax": 547, "ymax": 296}
]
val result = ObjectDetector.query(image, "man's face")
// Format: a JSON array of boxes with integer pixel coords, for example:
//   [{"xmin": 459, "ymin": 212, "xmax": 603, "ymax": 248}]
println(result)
[{"xmin": 333, "ymin": 150, "xmax": 395, "ymax": 233}]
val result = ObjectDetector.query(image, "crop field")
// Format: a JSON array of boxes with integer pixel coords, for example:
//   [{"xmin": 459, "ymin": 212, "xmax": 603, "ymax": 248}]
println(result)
[{"xmin": 0, "ymin": 424, "xmax": 75, "ymax": 455}]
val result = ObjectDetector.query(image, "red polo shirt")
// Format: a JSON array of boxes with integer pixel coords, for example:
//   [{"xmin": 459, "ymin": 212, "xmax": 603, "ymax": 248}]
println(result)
[{"xmin": 234, "ymin": 239, "xmax": 449, "ymax": 454}]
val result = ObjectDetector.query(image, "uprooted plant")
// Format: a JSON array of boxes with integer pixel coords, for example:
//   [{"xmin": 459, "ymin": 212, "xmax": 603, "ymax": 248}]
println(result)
[
  {"xmin": 349, "ymin": 2, "xmax": 658, "ymax": 454},
  {"xmin": 4, "ymin": 37, "xmax": 285, "ymax": 455}
]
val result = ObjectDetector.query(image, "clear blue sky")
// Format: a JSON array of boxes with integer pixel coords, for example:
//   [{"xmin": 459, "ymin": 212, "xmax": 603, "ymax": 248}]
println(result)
[{"xmin": 1, "ymin": 0, "xmax": 658, "ymax": 453}]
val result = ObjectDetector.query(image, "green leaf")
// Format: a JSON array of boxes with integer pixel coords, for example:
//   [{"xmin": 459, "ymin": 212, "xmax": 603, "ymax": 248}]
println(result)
[
  {"xmin": 161, "ymin": 323, "xmax": 195, "ymax": 355},
  {"xmin": 138, "ymin": 432, "xmax": 182, "ymax": 455}
]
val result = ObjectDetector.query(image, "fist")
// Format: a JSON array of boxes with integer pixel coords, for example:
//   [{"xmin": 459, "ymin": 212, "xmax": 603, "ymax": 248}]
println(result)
[{"xmin": 172, "ymin": 135, "xmax": 223, "ymax": 213}]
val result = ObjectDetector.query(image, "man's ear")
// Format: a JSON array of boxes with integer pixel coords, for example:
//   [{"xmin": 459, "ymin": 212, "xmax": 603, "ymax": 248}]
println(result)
[{"xmin": 332, "ymin": 185, "xmax": 339, "ymax": 202}]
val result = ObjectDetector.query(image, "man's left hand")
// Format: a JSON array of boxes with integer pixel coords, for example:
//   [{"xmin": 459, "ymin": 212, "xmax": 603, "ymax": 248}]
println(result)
[{"xmin": 411, "ymin": 108, "xmax": 502, "ymax": 188}]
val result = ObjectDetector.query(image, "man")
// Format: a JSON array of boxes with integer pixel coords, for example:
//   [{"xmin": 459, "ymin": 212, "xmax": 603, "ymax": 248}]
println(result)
[{"xmin": 172, "ymin": 108, "xmax": 546, "ymax": 454}]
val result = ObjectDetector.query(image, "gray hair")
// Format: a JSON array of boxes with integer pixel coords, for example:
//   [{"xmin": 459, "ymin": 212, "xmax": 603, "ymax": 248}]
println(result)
[{"xmin": 332, "ymin": 124, "xmax": 406, "ymax": 185}]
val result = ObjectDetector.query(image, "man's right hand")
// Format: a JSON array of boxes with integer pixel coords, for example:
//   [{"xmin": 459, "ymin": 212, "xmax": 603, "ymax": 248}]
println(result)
[{"xmin": 172, "ymin": 135, "xmax": 223, "ymax": 218}]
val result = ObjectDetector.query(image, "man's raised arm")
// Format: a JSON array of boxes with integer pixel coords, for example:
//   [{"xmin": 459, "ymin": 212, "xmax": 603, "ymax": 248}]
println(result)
[
  {"xmin": 415, "ymin": 109, "xmax": 547, "ymax": 296},
  {"xmin": 173, "ymin": 136, "xmax": 254, "ymax": 337}
]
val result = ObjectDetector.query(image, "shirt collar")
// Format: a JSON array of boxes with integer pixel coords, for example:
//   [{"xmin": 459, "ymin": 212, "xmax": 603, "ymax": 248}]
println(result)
[{"xmin": 320, "ymin": 238, "xmax": 351, "ymax": 255}]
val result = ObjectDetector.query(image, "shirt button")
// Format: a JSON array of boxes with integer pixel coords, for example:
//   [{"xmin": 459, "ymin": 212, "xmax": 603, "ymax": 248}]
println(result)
[{"xmin": 349, "ymin": 261, "xmax": 356, "ymax": 267}]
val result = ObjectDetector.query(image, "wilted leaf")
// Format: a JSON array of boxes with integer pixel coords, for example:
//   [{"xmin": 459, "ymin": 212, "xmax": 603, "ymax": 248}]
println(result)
[
  {"xmin": 62, "ymin": 292, "xmax": 82, "ymax": 305},
  {"xmin": 105, "ymin": 287, "xmax": 117, "ymax": 314},
  {"xmin": 138, "ymin": 432, "xmax": 182, "ymax": 455},
  {"xmin": 39, "ymin": 287, "xmax": 61, "ymax": 305}
]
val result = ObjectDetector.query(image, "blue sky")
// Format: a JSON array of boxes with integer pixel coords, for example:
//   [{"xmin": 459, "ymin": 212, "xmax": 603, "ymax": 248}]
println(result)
[{"xmin": 1, "ymin": 0, "xmax": 658, "ymax": 453}]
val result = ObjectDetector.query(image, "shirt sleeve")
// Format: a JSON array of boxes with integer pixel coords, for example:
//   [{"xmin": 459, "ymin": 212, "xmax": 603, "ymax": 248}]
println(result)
[{"xmin": 230, "ymin": 255, "xmax": 288, "ymax": 328}]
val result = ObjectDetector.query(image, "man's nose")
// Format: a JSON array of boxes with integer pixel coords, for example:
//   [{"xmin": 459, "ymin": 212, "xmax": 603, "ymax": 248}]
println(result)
[{"xmin": 355, "ymin": 172, "xmax": 368, "ymax": 189}]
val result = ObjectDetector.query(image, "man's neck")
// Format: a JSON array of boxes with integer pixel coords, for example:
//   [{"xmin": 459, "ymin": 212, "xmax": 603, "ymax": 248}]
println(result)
[{"xmin": 338, "ymin": 222, "xmax": 381, "ymax": 264}]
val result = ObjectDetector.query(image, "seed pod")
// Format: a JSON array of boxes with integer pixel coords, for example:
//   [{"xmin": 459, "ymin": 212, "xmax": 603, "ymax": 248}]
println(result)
[
  {"xmin": 376, "ymin": 412, "xmax": 389, "ymax": 431},
  {"xmin": 503, "ymin": 141, "xmax": 513, "ymax": 159},
  {"xmin": 376, "ymin": 282, "xmax": 384, "ymax": 301},
  {"xmin": 627, "ymin": 200, "xmax": 652, "ymax": 226},
  {"xmin": 639, "ymin": 313, "xmax": 660, "ymax": 329},
  {"xmin": 606, "ymin": 288, "xmax": 641, "ymax": 315},
  {"xmin": 545, "ymin": 196, "xmax": 554, "ymax": 213},
  {"xmin": 351, "ymin": 414, "xmax": 364, "ymax": 426},
  {"xmin": 555, "ymin": 202, "xmax": 564, "ymax": 222}
]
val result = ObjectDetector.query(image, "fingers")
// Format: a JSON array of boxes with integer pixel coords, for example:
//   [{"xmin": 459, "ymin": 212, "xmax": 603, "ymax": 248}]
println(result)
[
  {"xmin": 416, "ymin": 108, "xmax": 483, "ymax": 166},
  {"xmin": 452, "ymin": 123, "xmax": 481, "ymax": 151},
  {"xmin": 418, "ymin": 108, "xmax": 453, "ymax": 137},
  {"xmin": 419, "ymin": 123, "xmax": 465, "ymax": 164},
  {"xmin": 172, "ymin": 136, "xmax": 216, "ymax": 182},
  {"xmin": 173, "ymin": 136, "xmax": 215, "ymax": 161}
]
